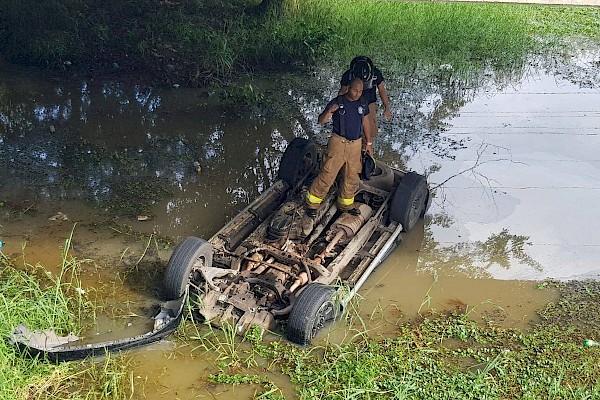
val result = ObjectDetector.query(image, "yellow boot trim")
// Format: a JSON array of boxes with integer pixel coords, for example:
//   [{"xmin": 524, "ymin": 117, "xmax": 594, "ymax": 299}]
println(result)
[
  {"xmin": 337, "ymin": 197, "xmax": 354, "ymax": 207},
  {"xmin": 306, "ymin": 191, "xmax": 324, "ymax": 205}
]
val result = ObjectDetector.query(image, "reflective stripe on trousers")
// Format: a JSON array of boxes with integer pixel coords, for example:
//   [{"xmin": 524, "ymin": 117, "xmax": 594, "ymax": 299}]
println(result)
[
  {"xmin": 306, "ymin": 133, "xmax": 362, "ymax": 210},
  {"xmin": 306, "ymin": 191, "xmax": 323, "ymax": 205}
]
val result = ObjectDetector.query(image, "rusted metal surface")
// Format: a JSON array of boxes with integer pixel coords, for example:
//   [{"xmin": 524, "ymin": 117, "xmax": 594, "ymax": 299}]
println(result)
[{"xmin": 176, "ymin": 140, "xmax": 430, "ymax": 340}]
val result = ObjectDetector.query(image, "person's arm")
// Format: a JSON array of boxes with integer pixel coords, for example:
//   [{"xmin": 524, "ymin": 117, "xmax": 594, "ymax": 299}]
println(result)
[
  {"xmin": 378, "ymin": 82, "xmax": 392, "ymax": 120},
  {"xmin": 318, "ymin": 102, "xmax": 340, "ymax": 125},
  {"xmin": 363, "ymin": 112, "xmax": 375, "ymax": 155}
]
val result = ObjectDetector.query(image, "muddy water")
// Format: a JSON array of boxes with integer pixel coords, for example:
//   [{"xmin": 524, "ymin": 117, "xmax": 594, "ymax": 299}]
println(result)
[{"xmin": 1, "ymin": 50, "xmax": 599, "ymax": 398}]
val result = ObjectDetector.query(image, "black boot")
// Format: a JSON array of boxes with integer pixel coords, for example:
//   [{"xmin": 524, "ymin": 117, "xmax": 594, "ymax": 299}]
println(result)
[{"xmin": 301, "ymin": 208, "xmax": 317, "ymax": 236}]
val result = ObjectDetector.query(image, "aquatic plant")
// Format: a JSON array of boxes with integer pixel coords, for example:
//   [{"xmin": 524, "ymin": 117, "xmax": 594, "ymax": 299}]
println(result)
[
  {"xmin": 188, "ymin": 280, "xmax": 600, "ymax": 399},
  {"xmin": 0, "ymin": 229, "xmax": 134, "ymax": 400}
]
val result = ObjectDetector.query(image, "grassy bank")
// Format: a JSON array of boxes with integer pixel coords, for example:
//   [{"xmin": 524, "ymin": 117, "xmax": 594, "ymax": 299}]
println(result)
[
  {"xmin": 194, "ymin": 281, "xmax": 600, "ymax": 399},
  {"xmin": 0, "ymin": 236, "xmax": 132, "ymax": 400},
  {"xmin": 4, "ymin": 237, "xmax": 600, "ymax": 399},
  {"xmin": 1, "ymin": 0, "xmax": 598, "ymax": 84}
]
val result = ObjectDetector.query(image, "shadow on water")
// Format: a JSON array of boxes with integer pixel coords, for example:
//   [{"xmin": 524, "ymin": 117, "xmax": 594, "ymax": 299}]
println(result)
[{"xmin": 0, "ymin": 44, "xmax": 599, "ymax": 397}]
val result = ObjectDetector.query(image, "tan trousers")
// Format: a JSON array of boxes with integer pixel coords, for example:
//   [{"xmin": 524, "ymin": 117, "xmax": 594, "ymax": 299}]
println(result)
[{"xmin": 306, "ymin": 133, "xmax": 362, "ymax": 211}]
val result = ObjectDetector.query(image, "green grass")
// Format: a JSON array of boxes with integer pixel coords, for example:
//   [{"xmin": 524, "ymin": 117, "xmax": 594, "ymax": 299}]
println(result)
[
  {"xmin": 191, "ymin": 280, "xmax": 600, "ymax": 400},
  {"xmin": 526, "ymin": 5, "xmax": 600, "ymax": 41},
  {"xmin": 273, "ymin": 1, "xmax": 534, "ymax": 72},
  {"xmin": 0, "ymin": 229, "xmax": 133, "ymax": 400},
  {"xmin": 1, "ymin": 0, "xmax": 599, "ymax": 83},
  {"xmin": 276, "ymin": 320, "xmax": 600, "ymax": 399}
]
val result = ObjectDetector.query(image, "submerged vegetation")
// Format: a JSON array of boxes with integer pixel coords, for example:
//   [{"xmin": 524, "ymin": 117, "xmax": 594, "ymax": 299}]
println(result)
[
  {"xmin": 4, "ymin": 238, "xmax": 600, "ymax": 400},
  {"xmin": 187, "ymin": 281, "xmax": 600, "ymax": 399},
  {"xmin": 0, "ymin": 233, "xmax": 132, "ymax": 400},
  {"xmin": 1, "ymin": 0, "xmax": 598, "ymax": 85}
]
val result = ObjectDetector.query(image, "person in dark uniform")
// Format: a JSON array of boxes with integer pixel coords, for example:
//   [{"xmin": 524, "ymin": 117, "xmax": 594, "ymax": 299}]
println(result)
[
  {"xmin": 302, "ymin": 78, "xmax": 374, "ymax": 234},
  {"xmin": 338, "ymin": 56, "xmax": 391, "ymax": 146}
]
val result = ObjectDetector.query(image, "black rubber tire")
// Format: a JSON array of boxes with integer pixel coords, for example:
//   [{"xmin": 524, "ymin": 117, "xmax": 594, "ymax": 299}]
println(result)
[
  {"xmin": 278, "ymin": 138, "xmax": 318, "ymax": 187},
  {"xmin": 363, "ymin": 160, "xmax": 394, "ymax": 191},
  {"xmin": 389, "ymin": 172, "xmax": 429, "ymax": 232},
  {"xmin": 164, "ymin": 236, "xmax": 213, "ymax": 300},
  {"xmin": 422, "ymin": 187, "xmax": 432, "ymax": 218},
  {"xmin": 286, "ymin": 284, "xmax": 339, "ymax": 346}
]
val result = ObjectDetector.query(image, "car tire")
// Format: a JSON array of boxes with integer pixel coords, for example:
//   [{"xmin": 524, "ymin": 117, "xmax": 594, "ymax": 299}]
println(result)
[
  {"xmin": 164, "ymin": 236, "xmax": 213, "ymax": 300},
  {"xmin": 389, "ymin": 172, "xmax": 429, "ymax": 232},
  {"xmin": 278, "ymin": 138, "xmax": 318, "ymax": 188},
  {"xmin": 286, "ymin": 284, "xmax": 339, "ymax": 346},
  {"xmin": 363, "ymin": 160, "xmax": 394, "ymax": 191}
]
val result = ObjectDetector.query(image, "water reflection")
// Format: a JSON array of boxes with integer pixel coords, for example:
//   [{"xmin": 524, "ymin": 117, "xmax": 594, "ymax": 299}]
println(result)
[
  {"xmin": 420, "ymin": 225, "xmax": 543, "ymax": 279},
  {"xmin": 1, "ymin": 46, "xmax": 599, "ymax": 281},
  {"xmin": 418, "ymin": 51, "xmax": 600, "ymax": 280},
  {"xmin": 0, "ymin": 77, "xmax": 293, "ymax": 219}
]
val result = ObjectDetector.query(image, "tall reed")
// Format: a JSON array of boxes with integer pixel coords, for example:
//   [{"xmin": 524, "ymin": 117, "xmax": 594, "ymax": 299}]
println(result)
[
  {"xmin": 0, "ymin": 228, "xmax": 132, "ymax": 400},
  {"xmin": 264, "ymin": 0, "xmax": 535, "ymax": 73}
]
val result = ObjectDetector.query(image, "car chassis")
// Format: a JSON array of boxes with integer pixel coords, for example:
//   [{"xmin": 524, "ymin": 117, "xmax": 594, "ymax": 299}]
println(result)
[{"xmin": 164, "ymin": 137, "xmax": 430, "ymax": 345}]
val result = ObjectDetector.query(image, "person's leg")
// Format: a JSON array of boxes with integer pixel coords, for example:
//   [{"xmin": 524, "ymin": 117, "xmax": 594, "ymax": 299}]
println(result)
[
  {"xmin": 338, "ymin": 139, "xmax": 362, "ymax": 211},
  {"xmin": 306, "ymin": 135, "xmax": 345, "ymax": 210}
]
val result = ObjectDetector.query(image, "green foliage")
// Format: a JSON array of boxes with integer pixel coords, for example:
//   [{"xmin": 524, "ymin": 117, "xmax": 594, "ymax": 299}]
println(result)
[
  {"xmin": 0, "ymin": 233, "xmax": 133, "ymax": 400},
  {"xmin": 217, "ymin": 83, "xmax": 265, "ymax": 106},
  {"xmin": 256, "ymin": 315, "xmax": 600, "ymax": 399},
  {"xmin": 210, "ymin": 373, "xmax": 285, "ymax": 399},
  {"xmin": 192, "ymin": 281, "xmax": 600, "ymax": 400},
  {"xmin": 526, "ymin": 5, "xmax": 600, "ymax": 41},
  {"xmin": 280, "ymin": 0, "xmax": 535, "ymax": 71},
  {"xmin": 2, "ymin": 0, "xmax": 598, "ymax": 84}
]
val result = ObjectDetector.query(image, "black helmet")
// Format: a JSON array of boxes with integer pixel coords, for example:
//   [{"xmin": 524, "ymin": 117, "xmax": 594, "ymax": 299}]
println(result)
[
  {"xmin": 350, "ymin": 56, "xmax": 373, "ymax": 70},
  {"xmin": 350, "ymin": 56, "xmax": 373, "ymax": 82},
  {"xmin": 361, "ymin": 151, "xmax": 376, "ymax": 180}
]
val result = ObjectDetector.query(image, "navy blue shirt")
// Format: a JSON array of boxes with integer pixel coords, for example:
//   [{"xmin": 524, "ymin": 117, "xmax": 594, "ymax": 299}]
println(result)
[
  {"xmin": 327, "ymin": 95, "xmax": 369, "ymax": 141},
  {"xmin": 341, "ymin": 66, "xmax": 384, "ymax": 105}
]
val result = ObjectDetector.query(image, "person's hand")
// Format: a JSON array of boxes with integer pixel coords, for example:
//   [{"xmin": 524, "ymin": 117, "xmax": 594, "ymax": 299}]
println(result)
[
  {"xmin": 329, "ymin": 103, "xmax": 340, "ymax": 114},
  {"xmin": 383, "ymin": 106, "xmax": 392, "ymax": 121},
  {"xmin": 364, "ymin": 142, "xmax": 373, "ymax": 155}
]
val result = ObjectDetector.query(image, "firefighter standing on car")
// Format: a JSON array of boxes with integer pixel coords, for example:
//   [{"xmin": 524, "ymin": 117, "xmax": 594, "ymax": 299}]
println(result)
[{"xmin": 303, "ymin": 78, "xmax": 374, "ymax": 234}]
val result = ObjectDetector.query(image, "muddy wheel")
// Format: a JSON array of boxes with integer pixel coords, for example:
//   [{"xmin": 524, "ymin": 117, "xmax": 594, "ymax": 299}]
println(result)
[
  {"xmin": 363, "ymin": 160, "xmax": 394, "ymax": 191},
  {"xmin": 389, "ymin": 172, "xmax": 429, "ymax": 232},
  {"xmin": 164, "ymin": 236, "xmax": 213, "ymax": 300},
  {"xmin": 278, "ymin": 138, "xmax": 318, "ymax": 188},
  {"xmin": 286, "ymin": 284, "xmax": 339, "ymax": 346},
  {"xmin": 422, "ymin": 185, "xmax": 432, "ymax": 218}
]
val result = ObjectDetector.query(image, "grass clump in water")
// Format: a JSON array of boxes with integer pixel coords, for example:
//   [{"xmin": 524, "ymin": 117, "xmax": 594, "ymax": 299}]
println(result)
[
  {"xmin": 0, "ymin": 230, "xmax": 134, "ymax": 400},
  {"xmin": 193, "ymin": 281, "xmax": 600, "ymax": 399}
]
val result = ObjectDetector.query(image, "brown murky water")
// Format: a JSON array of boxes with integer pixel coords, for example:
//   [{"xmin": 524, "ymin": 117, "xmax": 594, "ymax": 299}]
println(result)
[{"xmin": 1, "ymin": 49, "xmax": 599, "ymax": 398}]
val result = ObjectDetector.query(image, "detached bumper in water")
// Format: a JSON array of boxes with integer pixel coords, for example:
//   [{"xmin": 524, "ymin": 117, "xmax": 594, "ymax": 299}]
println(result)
[{"xmin": 9, "ymin": 295, "xmax": 186, "ymax": 362}]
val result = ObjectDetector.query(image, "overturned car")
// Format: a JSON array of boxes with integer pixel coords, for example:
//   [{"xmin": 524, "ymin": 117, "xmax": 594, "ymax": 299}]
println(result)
[
  {"xmin": 164, "ymin": 137, "xmax": 430, "ymax": 345},
  {"xmin": 11, "ymin": 137, "xmax": 430, "ymax": 360}
]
